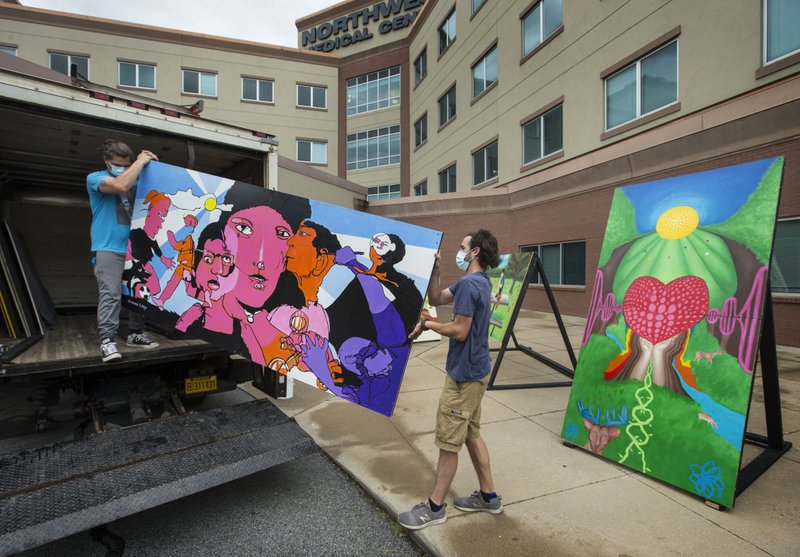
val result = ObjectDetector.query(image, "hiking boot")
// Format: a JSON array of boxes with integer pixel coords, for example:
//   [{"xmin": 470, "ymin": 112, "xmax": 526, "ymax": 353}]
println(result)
[
  {"xmin": 453, "ymin": 491, "xmax": 503, "ymax": 514},
  {"xmin": 100, "ymin": 338, "xmax": 122, "ymax": 362},
  {"xmin": 126, "ymin": 331, "xmax": 159, "ymax": 349},
  {"xmin": 398, "ymin": 501, "xmax": 447, "ymax": 530}
]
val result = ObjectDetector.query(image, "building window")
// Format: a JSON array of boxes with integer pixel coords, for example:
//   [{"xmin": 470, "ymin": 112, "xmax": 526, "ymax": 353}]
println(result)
[
  {"xmin": 297, "ymin": 140, "xmax": 327, "ymax": 164},
  {"xmin": 605, "ymin": 39, "xmax": 678, "ymax": 130},
  {"xmin": 367, "ymin": 184, "xmax": 401, "ymax": 201},
  {"xmin": 119, "ymin": 61, "xmax": 155, "ymax": 90},
  {"xmin": 765, "ymin": 0, "xmax": 800, "ymax": 64},
  {"xmin": 414, "ymin": 180, "xmax": 428, "ymax": 196},
  {"xmin": 242, "ymin": 77, "xmax": 274, "ymax": 103},
  {"xmin": 346, "ymin": 66, "xmax": 400, "ymax": 116},
  {"xmin": 182, "ymin": 69, "xmax": 216, "ymax": 96},
  {"xmin": 472, "ymin": 0, "xmax": 487, "ymax": 14},
  {"xmin": 522, "ymin": 0, "xmax": 562, "ymax": 57},
  {"xmin": 521, "ymin": 241, "xmax": 585, "ymax": 286},
  {"xmin": 297, "ymin": 84, "xmax": 327, "ymax": 109},
  {"xmin": 346, "ymin": 125, "xmax": 400, "ymax": 170},
  {"xmin": 414, "ymin": 113, "xmax": 428, "ymax": 148},
  {"xmin": 439, "ymin": 164, "xmax": 457, "ymax": 193},
  {"xmin": 0, "ymin": 45, "xmax": 17, "ymax": 56},
  {"xmin": 414, "ymin": 48, "xmax": 427, "ymax": 86},
  {"xmin": 438, "ymin": 85, "xmax": 457, "ymax": 127},
  {"xmin": 438, "ymin": 8, "xmax": 456, "ymax": 55},
  {"xmin": 473, "ymin": 140, "xmax": 498, "ymax": 186},
  {"xmin": 472, "ymin": 45, "xmax": 498, "ymax": 98},
  {"xmin": 523, "ymin": 104, "xmax": 563, "ymax": 164},
  {"xmin": 771, "ymin": 218, "xmax": 800, "ymax": 294},
  {"xmin": 49, "ymin": 52, "xmax": 88, "ymax": 78}
]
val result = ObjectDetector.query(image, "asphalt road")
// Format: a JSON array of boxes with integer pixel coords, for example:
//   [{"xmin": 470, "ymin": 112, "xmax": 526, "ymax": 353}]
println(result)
[{"xmin": 12, "ymin": 389, "xmax": 424, "ymax": 557}]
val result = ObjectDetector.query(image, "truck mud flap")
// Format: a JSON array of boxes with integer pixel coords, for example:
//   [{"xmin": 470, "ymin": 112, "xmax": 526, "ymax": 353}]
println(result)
[{"xmin": 0, "ymin": 399, "xmax": 317, "ymax": 554}]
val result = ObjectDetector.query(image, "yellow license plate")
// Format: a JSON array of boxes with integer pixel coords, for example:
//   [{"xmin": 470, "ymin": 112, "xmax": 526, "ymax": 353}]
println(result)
[{"xmin": 185, "ymin": 375, "xmax": 218, "ymax": 395}]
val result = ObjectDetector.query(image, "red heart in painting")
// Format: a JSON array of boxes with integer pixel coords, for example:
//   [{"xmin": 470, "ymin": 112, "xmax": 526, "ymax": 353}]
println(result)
[{"xmin": 623, "ymin": 276, "xmax": 709, "ymax": 344}]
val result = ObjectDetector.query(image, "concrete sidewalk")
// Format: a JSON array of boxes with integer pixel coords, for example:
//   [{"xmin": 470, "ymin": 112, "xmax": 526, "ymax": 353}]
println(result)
[{"xmin": 243, "ymin": 310, "xmax": 800, "ymax": 557}]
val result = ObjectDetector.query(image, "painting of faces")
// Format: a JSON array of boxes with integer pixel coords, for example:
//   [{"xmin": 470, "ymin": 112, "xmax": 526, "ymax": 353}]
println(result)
[
  {"xmin": 122, "ymin": 161, "xmax": 442, "ymax": 417},
  {"xmin": 560, "ymin": 158, "xmax": 783, "ymax": 508}
]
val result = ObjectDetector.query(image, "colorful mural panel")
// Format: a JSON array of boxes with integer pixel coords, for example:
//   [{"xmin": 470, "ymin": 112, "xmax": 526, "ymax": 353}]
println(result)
[
  {"xmin": 487, "ymin": 252, "xmax": 533, "ymax": 343},
  {"xmin": 122, "ymin": 162, "xmax": 441, "ymax": 417},
  {"xmin": 561, "ymin": 158, "xmax": 784, "ymax": 507}
]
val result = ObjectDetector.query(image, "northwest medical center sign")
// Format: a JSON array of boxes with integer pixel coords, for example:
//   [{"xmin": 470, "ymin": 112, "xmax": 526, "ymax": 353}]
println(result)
[{"xmin": 301, "ymin": 0, "xmax": 425, "ymax": 52}]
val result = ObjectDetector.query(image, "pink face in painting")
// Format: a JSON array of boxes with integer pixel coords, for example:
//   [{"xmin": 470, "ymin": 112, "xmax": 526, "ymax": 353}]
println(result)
[
  {"xmin": 196, "ymin": 238, "xmax": 234, "ymax": 301},
  {"xmin": 223, "ymin": 206, "xmax": 292, "ymax": 308},
  {"xmin": 144, "ymin": 198, "xmax": 170, "ymax": 237}
]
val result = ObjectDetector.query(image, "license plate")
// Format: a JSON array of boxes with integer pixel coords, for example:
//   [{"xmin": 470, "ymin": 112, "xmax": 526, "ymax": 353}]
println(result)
[{"xmin": 185, "ymin": 375, "xmax": 218, "ymax": 395}]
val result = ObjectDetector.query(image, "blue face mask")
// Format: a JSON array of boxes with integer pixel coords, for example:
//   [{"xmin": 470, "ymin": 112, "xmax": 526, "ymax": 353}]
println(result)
[
  {"xmin": 455, "ymin": 249, "xmax": 472, "ymax": 272},
  {"xmin": 108, "ymin": 164, "xmax": 128, "ymax": 177}
]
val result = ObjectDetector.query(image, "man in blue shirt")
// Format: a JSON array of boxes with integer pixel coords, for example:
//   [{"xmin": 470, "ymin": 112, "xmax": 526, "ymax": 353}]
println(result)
[
  {"xmin": 87, "ymin": 139, "xmax": 159, "ymax": 362},
  {"xmin": 399, "ymin": 229, "xmax": 503, "ymax": 530}
]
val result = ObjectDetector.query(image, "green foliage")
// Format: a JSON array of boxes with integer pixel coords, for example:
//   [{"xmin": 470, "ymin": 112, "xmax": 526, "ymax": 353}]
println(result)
[
  {"xmin": 598, "ymin": 190, "xmax": 642, "ymax": 267},
  {"xmin": 705, "ymin": 158, "xmax": 784, "ymax": 264}
]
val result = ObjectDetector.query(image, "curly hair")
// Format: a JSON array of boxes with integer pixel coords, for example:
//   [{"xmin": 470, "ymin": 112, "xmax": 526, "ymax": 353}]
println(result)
[{"xmin": 467, "ymin": 229, "xmax": 501, "ymax": 269}]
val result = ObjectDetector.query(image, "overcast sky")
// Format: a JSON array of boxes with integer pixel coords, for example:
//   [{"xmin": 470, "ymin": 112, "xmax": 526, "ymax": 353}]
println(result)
[{"xmin": 21, "ymin": 1, "xmax": 342, "ymax": 47}]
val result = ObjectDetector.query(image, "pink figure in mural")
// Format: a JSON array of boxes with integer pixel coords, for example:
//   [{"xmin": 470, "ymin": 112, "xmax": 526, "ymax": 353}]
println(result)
[
  {"xmin": 175, "ymin": 221, "xmax": 235, "ymax": 334},
  {"xmin": 125, "ymin": 190, "xmax": 173, "ymax": 300},
  {"xmin": 153, "ymin": 214, "xmax": 197, "ymax": 308}
]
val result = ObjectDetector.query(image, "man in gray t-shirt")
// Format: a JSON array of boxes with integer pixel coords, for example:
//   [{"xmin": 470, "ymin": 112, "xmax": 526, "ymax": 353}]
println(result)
[{"xmin": 399, "ymin": 230, "xmax": 503, "ymax": 531}]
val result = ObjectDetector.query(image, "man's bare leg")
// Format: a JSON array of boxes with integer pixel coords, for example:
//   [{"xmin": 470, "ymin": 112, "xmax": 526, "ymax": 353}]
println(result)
[
  {"xmin": 429, "ymin": 449, "xmax": 458, "ymax": 505},
  {"xmin": 465, "ymin": 437, "xmax": 495, "ymax": 493}
]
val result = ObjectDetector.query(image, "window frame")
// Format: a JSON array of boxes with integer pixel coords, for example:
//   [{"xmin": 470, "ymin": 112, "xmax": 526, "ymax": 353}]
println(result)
[
  {"xmin": 296, "ymin": 139, "xmax": 328, "ymax": 165},
  {"xmin": 346, "ymin": 66, "xmax": 400, "ymax": 116},
  {"xmin": 438, "ymin": 84, "xmax": 457, "ymax": 129},
  {"xmin": 48, "ymin": 51, "xmax": 89, "ymax": 79},
  {"xmin": 296, "ymin": 83, "xmax": 328, "ymax": 110},
  {"xmin": 520, "ymin": 0, "xmax": 563, "ymax": 61},
  {"xmin": 771, "ymin": 216, "xmax": 800, "ymax": 295},
  {"xmin": 414, "ymin": 180, "xmax": 428, "ymax": 196},
  {"xmin": 414, "ymin": 112, "xmax": 428, "ymax": 149},
  {"xmin": 118, "ymin": 60, "xmax": 156, "ymax": 90},
  {"xmin": 472, "ymin": 0, "xmax": 488, "ymax": 16},
  {"xmin": 366, "ymin": 184, "xmax": 401, "ymax": 202},
  {"xmin": 603, "ymin": 37, "xmax": 679, "ymax": 133},
  {"xmin": 438, "ymin": 6, "xmax": 457, "ymax": 57},
  {"xmin": 520, "ymin": 240, "xmax": 586, "ymax": 286},
  {"xmin": 763, "ymin": 0, "xmax": 800, "ymax": 65},
  {"xmin": 241, "ymin": 76, "xmax": 275, "ymax": 104},
  {"xmin": 414, "ymin": 47, "xmax": 428, "ymax": 87},
  {"xmin": 346, "ymin": 125, "xmax": 401, "ymax": 170},
  {"xmin": 0, "ymin": 45, "xmax": 17, "ymax": 56},
  {"xmin": 471, "ymin": 42, "xmax": 498, "ymax": 100},
  {"xmin": 181, "ymin": 68, "xmax": 217, "ymax": 97},
  {"xmin": 472, "ymin": 138, "xmax": 499, "ymax": 187},
  {"xmin": 521, "ymin": 100, "xmax": 564, "ymax": 168},
  {"xmin": 438, "ymin": 163, "xmax": 457, "ymax": 194}
]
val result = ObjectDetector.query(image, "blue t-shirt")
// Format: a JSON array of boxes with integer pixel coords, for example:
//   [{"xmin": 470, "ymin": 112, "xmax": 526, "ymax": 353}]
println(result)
[
  {"xmin": 86, "ymin": 170, "xmax": 135, "ymax": 254},
  {"xmin": 445, "ymin": 271, "xmax": 492, "ymax": 381}
]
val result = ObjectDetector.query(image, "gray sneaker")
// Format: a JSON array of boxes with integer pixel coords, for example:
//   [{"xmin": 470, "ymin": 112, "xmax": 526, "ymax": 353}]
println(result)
[
  {"xmin": 127, "ymin": 332, "xmax": 159, "ymax": 349},
  {"xmin": 398, "ymin": 501, "xmax": 447, "ymax": 530},
  {"xmin": 100, "ymin": 338, "xmax": 122, "ymax": 362},
  {"xmin": 453, "ymin": 491, "xmax": 503, "ymax": 514}
]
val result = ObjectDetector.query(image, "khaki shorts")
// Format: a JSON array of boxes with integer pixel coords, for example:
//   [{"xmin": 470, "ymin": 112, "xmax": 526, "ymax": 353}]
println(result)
[{"xmin": 435, "ymin": 374, "xmax": 489, "ymax": 452}]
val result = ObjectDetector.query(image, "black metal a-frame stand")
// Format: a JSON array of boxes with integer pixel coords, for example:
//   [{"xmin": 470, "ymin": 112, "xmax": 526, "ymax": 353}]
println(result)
[
  {"xmin": 727, "ymin": 287, "xmax": 793, "ymax": 508},
  {"xmin": 487, "ymin": 253, "xmax": 578, "ymax": 390}
]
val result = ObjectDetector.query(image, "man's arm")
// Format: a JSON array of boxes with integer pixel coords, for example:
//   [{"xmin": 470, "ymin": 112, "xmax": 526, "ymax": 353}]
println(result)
[
  {"xmin": 424, "ymin": 314, "xmax": 472, "ymax": 342},
  {"xmin": 98, "ymin": 150, "xmax": 157, "ymax": 194},
  {"xmin": 426, "ymin": 252, "xmax": 454, "ymax": 307}
]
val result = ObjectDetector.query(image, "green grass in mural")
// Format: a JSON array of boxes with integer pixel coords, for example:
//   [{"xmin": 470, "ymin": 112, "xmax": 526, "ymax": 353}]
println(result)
[
  {"xmin": 598, "ymin": 189, "xmax": 642, "ymax": 268},
  {"xmin": 486, "ymin": 253, "xmax": 532, "ymax": 343}
]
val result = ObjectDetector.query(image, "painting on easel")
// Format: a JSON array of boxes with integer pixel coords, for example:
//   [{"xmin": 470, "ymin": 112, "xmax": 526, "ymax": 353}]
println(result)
[
  {"xmin": 561, "ymin": 158, "xmax": 783, "ymax": 508},
  {"xmin": 487, "ymin": 252, "xmax": 533, "ymax": 343}
]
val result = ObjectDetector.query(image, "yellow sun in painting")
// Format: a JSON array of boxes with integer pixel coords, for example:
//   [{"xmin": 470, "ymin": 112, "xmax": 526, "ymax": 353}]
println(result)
[
  {"xmin": 204, "ymin": 196, "xmax": 218, "ymax": 211},
  {"xmin": 656, "ymin": 206, "xmax": 699, "ymax": 240}
]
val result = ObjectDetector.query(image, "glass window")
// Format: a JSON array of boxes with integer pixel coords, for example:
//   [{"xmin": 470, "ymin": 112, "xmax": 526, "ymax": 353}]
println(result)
[
  {"xmin": 522, "ymin": 241, "xmax": 586, "ymax": 285},
  {"xmin": 298, "ymin": 84, "xmax": 326, "ymax": 109},
  {"xmin": 771, "ymin": 218, "xmax": 800, "ymax": 293},
  {"xmin": 49, "ymin": 52, "xmax": 88, "ymax": 78},
  {"xmin": 347, "ymin": 66, "xmax": 400, "ymax": 116},
  {"xmin": 296, "ymin": 140, "xmax": 327, "ymax": 164},
  {"xmin": 472, "ymin": 0, "xmax": 487, "ymax": 14},
  {"xmin": 119, "ymin": 62, "xmax": 156, "ymax": 89},
  {"xmin": 242, "ymin": 77, "xmax": 274, "ymax": 103},
  {"xmin": 472, "ymin": 45, "xmax": 498, "ymax": 98},
  {"xmin": 414, "ymin": 113, "xmax": 428, "ymax": 147},
  {"xmin": 523, "ymin": 104, "xmax": 563, "ymax": 165},
  {"xmin": 182, "ymin": 69, "xmax": 216, "ymax": 96},
  {"xmin": 0, "ymin": 45, "xmax": 17, "ymax": 56},
  {"xmin": 439, "ymin": 164, "xmax": 456, "ymax": 193},
  {"xmin": 415, "ymin": 181, "xmax": 428, "ymax": 196},
  {"xmin": 605, "ymin": 39, "xmax": 677, "ymax": 130},
  {"xmin": 473, "ymin": 140, "xmax": 498, "ymax": 185},
  {"xmin": 346, "ymin": 125, "xmax": 401, "ymax": 170},
  {"xmin": 765, "ymin": 0, "xmax": 800, "ymax": 63},
  {"xmin": 438, "ymin": 8, "xmax": 456, "ymax": 55},
  {"xmin": 522, "ymin": 0, "xmax": 562, "ymax": 57},
  {"xmin": 367, "ymin": 184, "xmax": 401, "ymax": 201},
  {"xmin": 438, "ymin": 85, "xmax": 457, "ymax": 127},
  {"xmin": 414, "ymin": 49, "xmax": 427, "ymax": 86}
]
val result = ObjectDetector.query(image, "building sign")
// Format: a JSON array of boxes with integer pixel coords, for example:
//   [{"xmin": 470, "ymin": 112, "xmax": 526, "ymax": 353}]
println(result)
[{"xmin": 301, "ymin": 0, "xmax": 425, "ymax": 52}]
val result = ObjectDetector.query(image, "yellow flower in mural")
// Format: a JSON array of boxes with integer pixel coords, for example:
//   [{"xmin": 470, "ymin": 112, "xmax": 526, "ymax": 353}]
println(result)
[{"xmin": 656, "ymin": 206, "xmax": 699, "ymax": 240}]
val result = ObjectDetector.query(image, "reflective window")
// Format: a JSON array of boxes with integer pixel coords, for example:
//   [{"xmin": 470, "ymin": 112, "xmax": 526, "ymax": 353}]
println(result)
[
  {"xmin": 771, "ymin": 218, "xmax": 800, "ymax": 293},
  {"xmin": 297, "ymin": 140, "xmax": 327, "ymax": 164},
  {"xmin": 414, "ymin": 113, "xmax": 428, "ymax": 148},
  {"xmin": 473, "ymin": 140, "xmax": 498, "ymax": 185},
  {"xmin": 414, "ymin": 181, "xmax": 428, "ymax": 196},
  {"xmin": 521, "ymin": 241, "xmax": 585, "ymax": 285},
  {"xmin": 346, "ymin": 125, "xmax": 401, "ymax": 170},
  {"xmin": 182, "ymin": 69, "xmax": 217, "ymax": 96},
  {"xmin": 522, "ymin": 0, "xmax": 562, "ymax": 57},
  {"xmin": 522, "ymin": 104, "xmax": 563, "ymax": 164},
  {"xmin": 439, "ymin": 8, "xmax": 456, "ymax": 55},
  {"xmin": 472, "ymin": 45, "xmax": 498, "ymax": 98},
  {"xmin": 0, "ymin": 45, "xmax": 17, "ymax": 56},
  {"xmin": 367, "ymin": 184, "xmax": 401, "ymax": 201},
  {"xmin": 438, "ymin": 85, "xmax": 457, "ymax": 127},
  {"xmin": 242, "ymin": 77, "xmax": 274, "ymax": 103},
  {"xmin": 49, "ymin": 52, "xmax": 89, "ymax": 78},
  {"xmin": 297, "ymin": 84, "xmax": 327, "ymax": 109},
  {"xmin": 119, "ymin": 62, "xmax": 156, "ymax": 89},
  {"xmin": 346, "ymin": 66, "xmax": 400, "ymax": 116},
  {"xmin": 765, "ymin": 0, "xmax": 800, "ymax": 63},
  {"xmin": 439, "ymin": 164, "xmax": 457, "ymax": 193},
  {"xmin": 414, "ymin": 49, "xmax": 427, "ymax": 86}
]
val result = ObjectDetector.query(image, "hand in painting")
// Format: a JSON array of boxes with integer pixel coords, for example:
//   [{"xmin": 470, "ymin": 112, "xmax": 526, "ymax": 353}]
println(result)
[
  {"xmin": 334, "ymin": 246, "xmax": 360, "ymax": 267},
  {"xmin": 298, "ymin": 333, "xmax": 330, "ymax": 377},
  {"xmin": 161, "ymin": 255, "xmax": 174, "ymax": 269},
  {"xmin": 175, "ymin": 303, "xmax": 203, "ymax": 332}
]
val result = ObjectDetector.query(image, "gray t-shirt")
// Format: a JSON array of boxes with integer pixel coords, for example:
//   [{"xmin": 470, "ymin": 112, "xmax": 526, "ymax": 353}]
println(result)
[{"xmin": 445, "ymin": 271, "xmax": 492, "ymax": 381}]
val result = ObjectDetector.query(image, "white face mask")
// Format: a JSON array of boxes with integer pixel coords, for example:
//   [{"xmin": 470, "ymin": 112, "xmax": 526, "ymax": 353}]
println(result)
[
  {"xmin": 455, "ymin": 249, "xmax": 472, "ymax": 272},
  {"xmin": 108, "ymin": 164, "xmax": 127, "ymax": 177}
]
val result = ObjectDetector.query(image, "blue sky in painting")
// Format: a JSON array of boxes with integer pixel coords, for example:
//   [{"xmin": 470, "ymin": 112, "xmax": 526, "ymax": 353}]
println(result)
[{"xmin": 621, "ymin": 158, "xmax": 776, "ymax": 233}]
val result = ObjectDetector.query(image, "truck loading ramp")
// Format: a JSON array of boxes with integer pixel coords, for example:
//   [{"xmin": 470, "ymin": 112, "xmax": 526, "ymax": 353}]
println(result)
[{"xmin": 0, "ymin": 399, "xmax": 317, "ymax": 554}]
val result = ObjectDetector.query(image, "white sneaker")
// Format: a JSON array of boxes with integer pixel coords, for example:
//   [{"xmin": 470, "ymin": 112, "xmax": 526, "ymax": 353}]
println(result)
[
  {"xmin": 126, "ymin": 332, "xmax": 160, "ymax": 349},
  {"xmin": 100, "ymin": 338, "xmax": 122, "ymax": 362}
]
